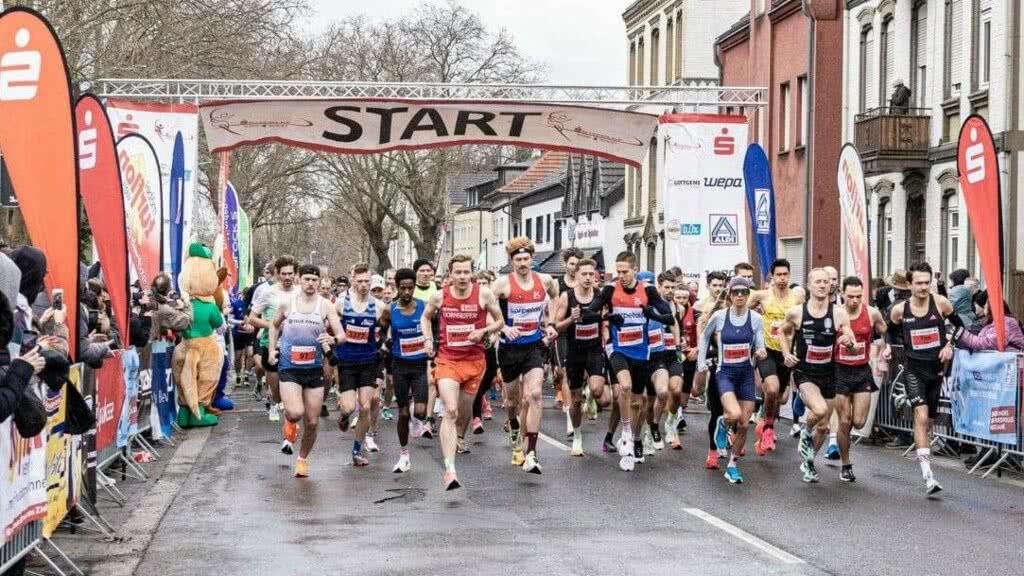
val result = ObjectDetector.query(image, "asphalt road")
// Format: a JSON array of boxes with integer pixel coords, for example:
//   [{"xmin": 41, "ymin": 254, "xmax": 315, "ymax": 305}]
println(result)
[{"xmin": 129, "ymin": 392, "xmax": 1023, "ymax": 576}]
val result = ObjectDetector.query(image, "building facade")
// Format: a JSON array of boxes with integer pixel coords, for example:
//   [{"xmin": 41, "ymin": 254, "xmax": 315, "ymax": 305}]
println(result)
[{"xmin": 560, "ymin": 154, "xmax": 627, "ymax": 272}]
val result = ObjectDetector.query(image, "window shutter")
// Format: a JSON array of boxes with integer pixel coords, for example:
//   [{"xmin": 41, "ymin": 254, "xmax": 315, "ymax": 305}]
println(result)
[
  {"xmin": 885, "ymin": 27, "xmax": 896, "ymax": 98},
  {"xmin": 865, "ymin": 32, "xmax": 875, "ymax": 109},
  {"xmin": 916, "ymin": 11, "xmax": 928, "ymax": 70},
  {"xmin": 950, "ymin": 0, "xmax": 964, "ymax": 94}
]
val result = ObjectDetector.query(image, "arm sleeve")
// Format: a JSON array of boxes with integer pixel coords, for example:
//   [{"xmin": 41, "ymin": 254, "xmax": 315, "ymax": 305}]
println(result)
[
  {"xmin": 751, "ymin": 312, "xmax": 766, "ymax": 350},
  {"xmin": 586, "ymin": 286, "xmax": 614, "ymax": 314},
  {"xmin": 0, "ymin": 360, "xmax": 34, "ymax": 421},
  {"xmin": 643, "ymin": 286, "xmax": 675, "ymax": 324},
  {"xmin": 697, "ymin": 312, "xmax": 722, "ymax": 368}
]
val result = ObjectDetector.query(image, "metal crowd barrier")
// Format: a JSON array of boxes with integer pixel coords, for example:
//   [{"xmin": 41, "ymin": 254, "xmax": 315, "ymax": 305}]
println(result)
[
  {"xmin": 874, "ymin": 345, "xmax": 1024, "ymax": 478},
  {"xmin": 0, "ymin": 520, "xmax": 41, "ymax": 574}
]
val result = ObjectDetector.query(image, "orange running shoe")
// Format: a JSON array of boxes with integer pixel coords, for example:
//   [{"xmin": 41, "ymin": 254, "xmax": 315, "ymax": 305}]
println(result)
[
  {"xmin": 282, "ymin": 420, "xmax": 299, "ymax": 443},
  {"xmin": 294, "ymin": 458, "xmax": 309, "ymax": 478},
  {"xmin": 704, "ymin": 449, "xmax": 720, "ymax": 470}
]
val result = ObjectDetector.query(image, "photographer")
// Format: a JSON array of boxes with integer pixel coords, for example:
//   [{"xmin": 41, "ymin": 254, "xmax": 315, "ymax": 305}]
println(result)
[{"xmin": 148, "ymin": 273, "xmax": 192, "ymax": 341}]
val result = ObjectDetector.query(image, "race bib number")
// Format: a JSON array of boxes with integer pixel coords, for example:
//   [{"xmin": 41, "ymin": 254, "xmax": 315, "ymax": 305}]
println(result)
[
  {"xmin": 805, "ymin": 344, "xmax": 833, "ymax": 364},
  {"xmin": 513, "ymin": 317, "xmax": 539, "ymax": 335},
  {"xmin": 910, "ymin": 327, "xmax": 941, "ymax": 350},
  {"xmin": 838, "ymin": 341, "xmax": 866, "ymax": 363},
  {"xmin": 616, "ymin": 325, "xmax": 643, "ymax": 347},
  {"xmin": 664, "ymin": 333, "xmax": 677, "ymax": 350},
  {"xmin": 399, "ymin": 336, "xmax": 426, "ymax": 356},
  {"xmin": 575, "ymin": 323, "xmax": 599, "ymax": 340},
  {"xmin": 648, "ymin": 329, "xmax": 663, "ymax": 348},
  {"xmin": 345, "ymin": 324, "xmax": 370, "ymax": 344},
  {"xmin": 446, "ymin": 324, "xmax": 474, "ymax": 347},
  {"xmin": 289, "ymin": 345, "xmax": 316, "ymax": 366},
  {"xmin": 722, "ymin": 343, "xmax": 750, "ymax": 364}
]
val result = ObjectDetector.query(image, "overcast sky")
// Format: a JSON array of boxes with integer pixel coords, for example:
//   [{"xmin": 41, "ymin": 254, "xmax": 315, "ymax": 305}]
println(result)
[{"xmin": 306, "ymin": 0, "xmax": 631, "ymax": 85}]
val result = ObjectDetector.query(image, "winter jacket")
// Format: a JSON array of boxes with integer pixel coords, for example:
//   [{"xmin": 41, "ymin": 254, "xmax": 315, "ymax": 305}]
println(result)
[{"xmin": 957, "ymin": 317, "xmax": 1024, "ymax": 353}]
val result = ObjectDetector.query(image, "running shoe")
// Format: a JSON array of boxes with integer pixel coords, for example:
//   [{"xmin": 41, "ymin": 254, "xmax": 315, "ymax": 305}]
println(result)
[
  {"xmin": 602, "ymin": 436, "xmax": 617, "ymax": 453},
  {"xmin": 840, "ymin": 465, "xmax": 856, "ymax": 483},
  {"xmin": 724, "ymin": 465, "xmax": 743, "ymax": 484},
  {"xmin": 587, "ymin": 397, "xmax": 598, "ymax": 420},
  {"xmin": 619, "ymin": 455, "xmax": 635, "ymax": 472},
  {"xmin": 511, "ymin": 446, "xmax": 526, "ymax": 467},
  {"xmin": 762, "ymin": 426, "xmax": 777, "ymax": 452},
  {"xmin": 280, "ymin": 439, "xmax": 294, "ymax": 455},
  {"xmin": 352, "ymin": 451, "xmax": 369, "ymax": 467},
  {"xmin": 565, "ymin": 409, "xmax": 574, "ymax": 438},
  {"xmin": 382, "ymin": 407, "xmax": 394, "ymax": 421},
  {"xmin": 411, "ymin": 417, "xmax": 424, "ymax": 438},
  {"xmin": 670, "ymin": 430, "xmax": 682, "ymax": 450},
  {"xmin": 421, "ymin": 421, "xmax": 434, "ymax": 439},
  {"xmin": 472, "ymin": 417, "xmax": 485, "ymax": 435},
  {"xmin": 704, "ymin": 449, "xmax": 720, "ymax": 470},
  {"xmin": 633, "ymin": 441, "xmax": 646, "ymax": 464},
  {"xmin": 482, "ymin": 397, "xmax": 493, "ymax": 420},
  {"xmin": 617, "ymin": 433, "xmax": 632, "ymax": 457},
  {"xmin": 676, "ymin": 416, "xmax": 687, "ymax": 434},
  {"xmin": 457, "ymin": 437, "xmax": 470, "ymax": 454},
  {"xmin": 393, "ymin": 453, "xmax": 411, "ymax": 473},
  {"xmin": 798, "ymin": 429, "xmax": 815, "ymax": 463},
  {"xmin": 444, "ymin": 470, "xmax": 462, "ymax": 491},
  {"xmin": 754, "ymin": 419, "xmax": 765, "ymax": 443},
  {"xmin": 365, "ymin": 435, "xmax": 380, "ymax": 453},
  {"xmin": 320, "ymin": 404, "xmax": 329, "ymax": 418},
  {"xmin": 825, "ymin": 442, "xmax": 840, "ymax": 461},
  {"xmin": 523, "ymin": 451, "xmax": 542, "ymax": 474},
  {"xmin": 651, "ymin": 427, "xmax": 665, "ymax": 451},
  {"xmin": 714, "ymin": 417, "xmax": 729, "ymax": 452},
  {"xmin": 350, "ymin": 413, "xmax": 360, "ymax": 430},
  {"xmin": 800, "ymin": 461, "xmax": 820, "ymax": 483},
  {"xmin": 643, "ymin": 429, "xmax": 656, "ymax": 456},
  {"xmin": 282, "ymin": 420, "xmax": 299, "ymax": 444},
  {"xmin": 571, "ymin": 435, "xmax": 584, "ymax": 457},
  {"xmin": 925, "ymin": 477, "xmax": 943, "ymax": 496},
  {"xmin": 664, "ymin": 413, "xmax": 677, "ymax": 437},
  {"xmin": 294, "ymin": 458, "xmax": 309, "ymax": 478},
  {"xmin": 268, "ymin": 403, "xmax": 281, "ymax": 423},
  {"xmin": 337, "ymin": 412, "xmax": 351, "ymax": 433},
  {"xmin": 790, "ymin": 422, "xmax": 803, "ymax": 438}
]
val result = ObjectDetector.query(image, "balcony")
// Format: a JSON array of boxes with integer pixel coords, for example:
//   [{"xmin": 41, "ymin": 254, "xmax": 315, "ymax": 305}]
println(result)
[{"xmin": 854, "ymin": 107, "xmax": 931, "ymax": 176}]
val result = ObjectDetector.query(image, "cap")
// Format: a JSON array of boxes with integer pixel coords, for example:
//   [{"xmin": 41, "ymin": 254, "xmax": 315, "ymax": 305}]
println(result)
[
  {"xmin": 336, "ymin": 275, "xmax": 349, "ymax": 285},
  {"xmin": 727, "ymin": 277, "xmax": 754, "ymax": 292},
  {"xmin": 887, "ymin": 270, "xmax": 910, "ymax": 290},
  {"xmin": 637, "ymin": 271, "xmax": 655, "ymax": 283},
  {"xmin": 370, "ymin": 274, "xmax": 386, "ymax": 290}
]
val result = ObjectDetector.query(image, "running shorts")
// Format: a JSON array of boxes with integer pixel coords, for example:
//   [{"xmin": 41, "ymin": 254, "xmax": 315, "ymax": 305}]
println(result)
[
  {"xmin": 649, "ymin": 351, "xmax": 673, "ymax": 375},
  {"xmin": 391, "ymin": 358, "xmax": 428, "ymax": 406},
  {"xmin": 716, "ymin": 365, "xmax": 756, "ymax": 402},
  {"xmin": 794, "ymin": 369, "xmax": 836, "ymax": 400},
  {"xmin": 609, "ymin": 352, "xmax": 653, "ymax": 396},
  {"xmin": 835, "ymin": 363, "xmax": 877, "ymax": 396},
  {"xmin": 233, "ymin": 332, "xmax": 254, "ymax": 351},
  {"xmin": 757, "ymin": 348, "xmax": 791, "ymax": 391},
  {"xmin": 554, "ymin": 334, "xmax": 568, "ymax": 368},
  {"xmin": 338, "ymin": 360, "xmax": 379, "ymax": 392},
  {"xmin": 433, "ymin": 356, "xmax": 486, "ymax": 396},
  {"xmin": 279, "ymin": 367, "xmax": 325, "ymax": 389},
  {"xmin": 498, "ymin": 342, "xmax": 546, "ymax": 383},
  {"xmin": 681, "ymin": 359, "xmax": 697, "ymax": 394},
  {"xmin": 565, "ymin": 347, "xmax": 605, "ymax": 390},
  {"xmin": 258, "ymin": 345, "xmax": 278, "ymax": 373},
  {"xmin": 905, "ymin": 358, "xmax": 943, "ymax": 418}
]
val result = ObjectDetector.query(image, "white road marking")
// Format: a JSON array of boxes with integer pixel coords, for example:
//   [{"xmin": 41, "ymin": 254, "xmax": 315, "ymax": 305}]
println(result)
[
  {"xmin": 682, "ymin": 507, "xmax": 806, "ymax": 565},
  {"xmin": 538, "ymin": 432, "xmax": 569, "ymax": 451}
]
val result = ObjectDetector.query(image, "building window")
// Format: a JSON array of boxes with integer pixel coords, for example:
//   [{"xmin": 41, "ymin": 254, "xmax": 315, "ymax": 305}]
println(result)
[
  {"xmin": 880, "ymin": 16, "xmax": 895, "ymax": 108},
  {"xmin": 646, "ymin": 243, "xmax": 656, "ymax": 273},
  {"xmin": 911, "ymin": 1, "xmax": 928, "ymax": 108},
  {"xmin": 525, "ymin": 218, "xmax": 532, "ymax": 240},
  {"xmin": 878, "ymin": 199, "xmax": 894, "ymax": 276},
  {"xmin": 944, "ymin": 0, "xmax": 964, "ymax": 99},
  {"xmin": 779, "ymin": 81, "xmax": 791, "ymax": 152},
  {"xmin": 859, "ymin": 25, "xmax": 874, "ymax": 112},
  {"xmin": 514, "ymin": 222, "xmax": 520, "ymax": 238},
  {"xmin": 627, "ymin": 167, "xmax": 635, "ymax": 218},
  {"xmin": 637, "ymin": 37, "xmax": 645, "ymax": 86},
  {"xmin": 796, "ymin": 75, "xmax": 808, "ymax": 147},
  {"xmin": 650, "ymin": 28, "xmax": 660, "ymax": 87},
  {"xmin": 674, "ymin": 10, "xmax": 683, "ymax": 80},
  {"xmin": 648, "ymin": 137, "xmax": 658, "ymax": 212},
  {"xmin": 940, "ymin": 191, "xmax": 961, "ymax": 272},
  {"xmin": 628, "ymin": 41, "xmax": 636, "ymax": 86},
  {"xmin": 973, "ymin": 0, "xmax": 992, "ymax": 88},
  {"xmin": 665, "ymin": 18, "xmax": 674, "ymax": 85},
  {"xmin": 537, "ymin": 216, "xmax": 545, "ymax": 243}
]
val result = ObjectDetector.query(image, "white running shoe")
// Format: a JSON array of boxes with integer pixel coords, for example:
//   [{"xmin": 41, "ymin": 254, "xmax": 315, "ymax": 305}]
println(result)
[
  {"xmin": 665, "ymin": 413, "xmax": 677, "ymax": 435},
  {"xmin": 565, "ymin": 409, "xmax": 574, "ymax": 437},
  {"xmin": 925, "ymin": 476, "xmax": 943, "ymax": 496},
  {"xmin": 393, "ymin": 453, "xmax": 411, "ymax": 473},
  {"xmin": 618, "ymin": 455, "xmax": 635, "ymax": 472},
  {"xmin": 617, "ymin": 433, "xmax": 632, "ymax": 457},
  {"xmin": 643, "ymin": 429, "xmax": 656, "ymax": 456},
  {"xmin": 433, "ymin": 398, "xmax": 444, "ymax": 419},
  {"xmin": 522, "ymin": 451, "xmax": 542, "ymax": 474},
  {"xmin": 365, "ymin": 435, "xmax": 380, "ymax": 453},
  {"xmin": 571, "ymin": 434, "xmax": 584, "ymax": 457},
  {"xmin": 411, "ymin": 417, "xmax": 424, "ymax": 438},
  {"xmin": 280, "ymin": 439, "xmax": 293, "ymax": 455},
  {"xmin": 790, "ymin": 422, "xmax": 802, "ymax": 438},
  {"xmin": 268, "ymin": 403, "xmax": 281, "ymax": 423}
]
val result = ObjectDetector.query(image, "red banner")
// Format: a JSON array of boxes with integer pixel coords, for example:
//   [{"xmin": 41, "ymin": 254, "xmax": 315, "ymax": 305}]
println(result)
[
  {"xmin": 0, "ymin": 8, "xmax": 78, "ymax": 357},
  {"xmin": 77, "ymin": 95, "xmax": 130, "ymax": 343},
  {"xmin": 117, "ymin": 133, "xmax": 163, "ymax": 290},
  {"xmin": 957, "ymin": 115, "xmax": 1006, "ymax": 351},
  {"xmin": 94, "ymin": 351, "xmax": 125, "ymax": 453}
]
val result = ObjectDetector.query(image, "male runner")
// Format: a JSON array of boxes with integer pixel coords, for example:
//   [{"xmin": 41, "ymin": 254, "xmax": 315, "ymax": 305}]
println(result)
[
  {"xmin": 888, "ymin": 261, "xmax": 957, "ymax": 495},
  {"xmin": 665, "ymin": 278, "xmax": 694, "ymax": 449},
  {"xmin": 249, "ymin": 256, "xmax": 297, "ymax": 431},
  {"xmin": 414, "ymin": 258, "xmax": 440, "ymax": 438},
  {"xmin": 822, "ymin": 264, "xmax": 843, "ymax": 459},
  {"xmin": 492, "ymin": 237, "xmax": 560, "ymax": 473},
  {"xmin": 335, "ymin": 263, "xmax": 386, "ymax": 466},
  {"xmin": 779, "ymin": 268, "xmax": 855, "ymax": 483},
  {"xmin": 748, "ymin": 259, "xmax": 805, "ymax": 455},
  {"xmin": 834, "ymin": 276, "xmax": 888, "ymax": 482},
  {"xmin": 554, "ymin": 257, "xmax": 606, "ymax": 456},
  {"xmin": 387, "ymin": 268, "xmax": 430, "ymax": 473},
  {"xmin": 645, "ymin": 271, "xmax": 681, "ymax": 452},
  {"xmin": 691, "ymin": 271, "xmax": 727, "ymax": 405},
  {"xmin": 587, "ymin": 251, "xmax": 674, "ymax": 471},
  {"xmin": 734, "ymin": 262, "xmax": 755, "ymax": 282},
  {"xmin": 554, "ymin": 248, "xmax": 582, "ymax": 436},
  {"xmin": 422, "ymin": 255, "xmax": 504, "ymax": 489},
  {"xmin": 268, "ymin": 264, "xmax": 344, "ymax": 477},
  {"xmin": 469, "ymin": 271, "xmax": 500, "ymax": 434}
]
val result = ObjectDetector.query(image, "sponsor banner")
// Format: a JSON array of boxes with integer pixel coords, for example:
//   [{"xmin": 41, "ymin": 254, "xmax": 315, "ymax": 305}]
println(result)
[
  {"xmin": 957, "ymin": 116, "xmax": 1006, "ymax": 351},
  {"xmin": 222, "ymin": 181, "xmax": 240, "ymax": 296},
  {"xmin": 1, "ymin": 389, "xmax": 47, "ymax": 542},
  {"xmin": 42, "ymin": 366, "xmax": 83, "ymax": 537},
  {"xmin": 660, "ymin": 114, "xmax": 750, "ymax": 289},
  {"xmin": 837, "ymin": 144, "xmax": 871, "ymax": 289},
  {"xmin": 94, "ymin": 351, "xmax": 126, "ymax": 454},
  {"xmin": 238, "ymin": 206, "xmax": 252, "ymax": 291},
  {"xmin": 152, "ymin": 345, "xmax": 176, "ymax": 439},
  {"xmin": 950, "ymin": 349, "xmax": 1019, "ymax": 444},
  {"xmin": 77, "ymin": 95, "xmax": 131, "ymax": 343},
  {"xmin": 200, "ymin": 99, "xmax": 658, "ymax": 167},
  {"xmin": 117, "ymin": 347, "xmax": 140, "ymax": 448},
  {"xmin": 117, "ymin": 133, "xmax": 164, "ymax": 289},
  {"xmin": 0, "ymin": 8, "xmax": 80, "ymax": 358},
  {"xmin": 742, "ymin": 143, "xmax": 776, "ymax": 282},
  {"xmin": 570, "ymin": 216, "xmax": 603, "ymax": 249},
  {"xmin": 169, "ymin": 133, "xmax": 186, "ymax": 289},
  {"xmin": 106, "ymin": 100, "xmax": 200, "ymax": 277}
]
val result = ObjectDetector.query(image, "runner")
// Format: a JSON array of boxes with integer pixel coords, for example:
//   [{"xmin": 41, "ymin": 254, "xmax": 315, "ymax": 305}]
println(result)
[
  {"xmin": 645, "ymin": 271, "xmax": 681, "ymax": 452},
  {"xmin": 834, "ymin": 276, "xmax": 889, "ymax": 482},
  {"xmin": 667, "ymin": 281, "xmax": 697, "ymax": 449},
  {"xmin": 734, "ymin": 262, "xmax": 755, "ymax": 282},
  {"xmin": 492, "ymin": 237, "xmax": 560, "ymax": 473},
  {"xmin": 414, "ymin": 258, "xmax": 440, "ymax": 439},
  {"xmin": 778, "ymin": 268, "xmax": 855, "ymax": 483},
  {"xmin": 249, "ymin": 256, "xmax": 298, "ymax": 433},
  {"xmin": 554, "ymin": 248, "xmax": 582, "ymax": 439},
  {"xmin": 334, "ymin": 263, "xmax": 386, "ymax": 467},
  {"xmin": 554, "ymin": 257, "xmax": 606, "ymax": 456},
  {"xmin": 386, "ymin": 268, "xmax": 430, "ymax": 473},
  {"xmin": 697, "ymin": 277, "xmax": 767, "ymax": 483},
  {"xmin": 422, "ymin": 255, "xmax": 504, "ymax": 490},
  {"xmin": 267, "ymin": 264, "xmax": 344, "ymax": 477},
  {"xmin": 586, "ymin": 251, "xmax": 674, "ymax": 471},
  {"xmin": 697, "ymin": 285, "xmax": 729, "ymax": 469},
  {"xmin": 888, "ymin": 262, "xmax": 957, "ymax": 495},
  {"xmin": 469, "ymin": 271, "xmax": 500, "ymax": 436},
  {"xmin": 748, "ymin": 259, "xmax": 805, "ymax": 456}
]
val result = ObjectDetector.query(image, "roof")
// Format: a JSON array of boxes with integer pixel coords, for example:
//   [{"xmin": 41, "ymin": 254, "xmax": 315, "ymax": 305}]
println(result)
[
  {"xmin": 540, "ymin": 248, "xmax": 605, "ymax": 275},
  {"xmin": 496, "ymin": 151, "xmax": 569, "ymax": 196},
  {"xmin": 446, "ymin": 173, "xmax": 498, "ymax": 205},
  {"xmin": 716, "ymin": 14, "xmax": 750, "ymax": 50}
]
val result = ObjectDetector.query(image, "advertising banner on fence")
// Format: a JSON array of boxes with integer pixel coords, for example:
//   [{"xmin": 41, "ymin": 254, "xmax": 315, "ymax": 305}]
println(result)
[
  {"xmin": 660, "ymin": 114, "xmax": 750, "ymax": 289},
  {"xmin": 107, "ymin": 99, "xmax": 200, "ymax": 277},
  {"xmin": 238, "ymin": 206, "xmax": 252, "ymax": 291},
  {"xmin": 200, "ymin": 99, "xmax": 658, "ymax": 167},
  {"xmin": 117, "ymin": 133, "xmax": 164, "ymax": 290},
  {"xmin": 957, "ymin": 116, "xmax": 1007, "ymax": 351},
  {"xmin": 152, "ymin": 346, "xmax": 176, "ymax": 439},
  {"xmin": 0, "ymin": 8, "xmax": 80, "ymax": 358},
  {"xmin": 77, "ymin": 95, "xmax": 131, "ymax": 344},
  {"xmin": 1, "ymin": 394, "xmax": 47, "ymax": 542},
  {"xmin": 94, "ymin": 351, "xmax": 125, "ymax": 455},
  {"xmin": 117, "ymin": 347, "xmax": 140, "ymax": 448},
  {"xmin": 43, "ymin": 382, "xmax": 67, "ymax": 537},
  {"xmin": 950, "ymin": 349, "xmax": 1019, "ymax": 444},
  {"xmin": 222, "ymin": 182, "xmax": 240, "ymax": 296},
  {"xmin": 837, "ymin": 144, "xmax": 871, "ymax": 289},
  {"xmin": 742, "ymin": 143, "xmax": 776, "ymax": 282}
]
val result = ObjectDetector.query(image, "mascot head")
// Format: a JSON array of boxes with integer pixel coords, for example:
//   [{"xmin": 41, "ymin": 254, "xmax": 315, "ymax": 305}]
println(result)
[{"xmin": 179, "ymin": 243, "xmax": 220, "ymax": 303}]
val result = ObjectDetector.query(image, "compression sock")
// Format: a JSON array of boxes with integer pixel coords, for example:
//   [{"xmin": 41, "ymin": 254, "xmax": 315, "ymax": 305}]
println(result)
[
  {"xmin": 352, "ymin": 441, "xmax": 362, "ymax": 456},
  {"xmin": 526, "ymin": 432, "xmax": 538, "ymax": 453},
  {"xmin": 829, "ymin": 431, "xmax": 838, "ymax": 445},
  {"xmin": 444, "ymin": 457, "xmax": 456, "ymax": 473},
  {"xmin": 917, "ymin": 448, "xmax": 933, "ymax": 480}
]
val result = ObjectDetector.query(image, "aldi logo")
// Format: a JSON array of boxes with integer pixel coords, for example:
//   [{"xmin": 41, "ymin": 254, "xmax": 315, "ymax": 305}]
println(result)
[
  {"xmin": 755, "ymin": 188, "xmax": 771, "ymax": 234},
  {"xmin": 709, "ymin": 214, "xmax": 738, "ymax": 246}
]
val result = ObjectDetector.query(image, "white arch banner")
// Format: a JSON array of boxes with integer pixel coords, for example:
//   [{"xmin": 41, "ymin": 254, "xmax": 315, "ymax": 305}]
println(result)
[{"xmin": 199, "ymin": 99, "xmax": 658, "ymax": 167}]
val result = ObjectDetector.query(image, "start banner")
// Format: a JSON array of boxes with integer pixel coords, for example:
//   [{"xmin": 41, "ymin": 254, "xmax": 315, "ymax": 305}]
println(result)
[
  {"xmin": 950, "ymin": 349, "xmax": 1019, "ymax": 445},
  {"xmin": 660, "ymin": 114, "xmax": 750, "ymax": 289},
  {"xmin": 199, "ymin": 99, "xmax": 658, "ymax": 167}
]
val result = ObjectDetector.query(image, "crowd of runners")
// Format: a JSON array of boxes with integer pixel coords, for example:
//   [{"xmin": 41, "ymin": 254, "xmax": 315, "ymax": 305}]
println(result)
[{"xmin": 228, "ymin": 237, "xmax": 958, "ymax": 496}]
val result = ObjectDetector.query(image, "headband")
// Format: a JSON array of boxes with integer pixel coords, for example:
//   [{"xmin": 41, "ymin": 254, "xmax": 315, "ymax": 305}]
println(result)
[{"xmin": 511, "ymin": 247, "xmax": 534, "ymax": 257}]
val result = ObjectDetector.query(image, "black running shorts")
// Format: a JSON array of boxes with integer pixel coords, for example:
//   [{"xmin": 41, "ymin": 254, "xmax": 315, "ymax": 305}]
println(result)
[
  {"xmin": 498, "ymin": 342, "xmax": 546, "ymax": 383},
  {"xmin": 565, "ymin": 347, "xmax": 605, "ymax": 390}
]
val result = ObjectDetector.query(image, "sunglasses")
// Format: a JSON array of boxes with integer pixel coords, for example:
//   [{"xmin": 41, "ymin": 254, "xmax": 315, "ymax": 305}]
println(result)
[{"xmin": 730, "ymin": 289, "xmax": 750, "ymax": 296}]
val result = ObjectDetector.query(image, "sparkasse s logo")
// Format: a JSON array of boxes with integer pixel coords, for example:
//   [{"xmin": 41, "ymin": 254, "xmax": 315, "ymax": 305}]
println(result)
[{"xmin": 713, "ymin": 127, "xmax": 735, "ymax": 156}]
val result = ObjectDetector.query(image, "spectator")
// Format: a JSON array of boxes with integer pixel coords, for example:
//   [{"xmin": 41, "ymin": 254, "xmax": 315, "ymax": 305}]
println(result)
[
  {"xmin": 148, "ymin": 272, "xmax": 192, "ymax": 341},
  {"xmin": 0, "ymin": 250, "xmax": 22, "ymax": 356},
  {"xmin": 0, "ymin": 290, "xmax": 45, "ymax": 422},
  {"xmin": 10, "ymin": 245, "xmax": 45, "ymax": 333},
  {"xmin": 956, "ymin": 291, "xmax": 1024, "ymax": 352},
  {"xmin": 947, "ymin": 269, "xmax": 978, "ymax": 331},
  {"xmin": 890, "ymin": 78, "xmax": 911, "ymax": 114}
]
